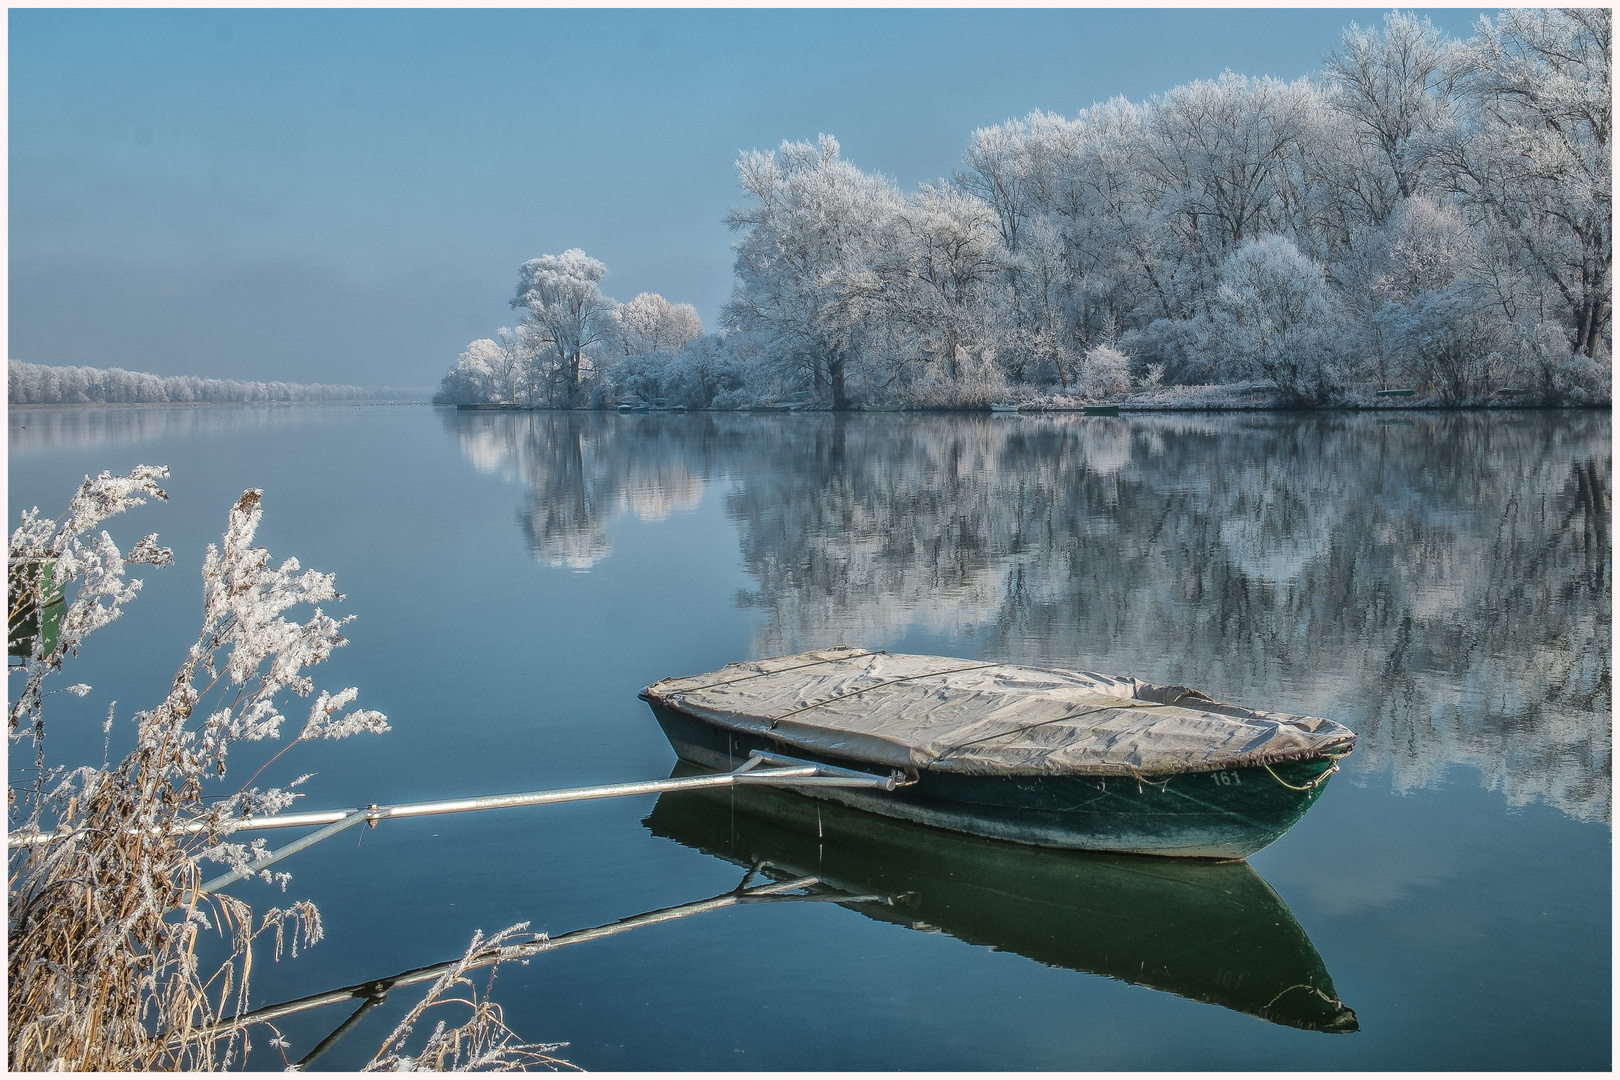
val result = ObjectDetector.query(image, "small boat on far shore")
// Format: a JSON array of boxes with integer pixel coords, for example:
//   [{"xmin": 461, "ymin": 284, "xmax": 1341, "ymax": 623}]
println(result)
[{"xmin": 642, "ymin": 647, "xmax": 1355, "ymax": 859}]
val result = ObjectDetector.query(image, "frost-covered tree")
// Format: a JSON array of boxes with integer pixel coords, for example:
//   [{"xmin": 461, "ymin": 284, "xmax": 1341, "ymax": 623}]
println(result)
[
  {"xmin": 958, "ymin": 118, "xmax": 1051, "ymax": 258},
  {"xmin": 10, "ymin": 363, "xmax": 400, "ymax": 406},
  {"xmin": 436, "ymin": 338, "xmax": 504, "ymax": 404},
  {"xmin": 1141, "ymin": 73, "xmax": 1329, "ymax": 309},
  {"xmin": 724, "ymin": 135, "xmax": 903, "ymax": 408},
  {"xmin": 617, "ymin": 293, "xmax": 703, "ymax": 358},
  {"xmin": 512, "ymin": 249, "xmax": 619, "ymax": 407},
  {"xmin": 434, "ymin": 326, "xmax": 548, "ymax": 406},
  {"xmin": 882, "ymin": 183, "xmax": 1009, "ymax": 403},
  {"xmin": 1325, "ymin": 11, "xmax": 1463, "ymax": 207},
  {"xmin": 1439, "ymin": 8, "xmax": 1611, "ymax": 360}
]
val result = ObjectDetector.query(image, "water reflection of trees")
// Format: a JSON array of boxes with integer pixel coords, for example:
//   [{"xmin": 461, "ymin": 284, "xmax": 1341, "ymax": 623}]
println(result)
[
  {"xmin": 447, "ymin": 412, "xmax": 706, "ymax": 569},
  {"xmin": 9, "ymin": 405, "xmax": 328, "ymax": 455},
  {"xmin": 446, "ymin": 408, "xmax": 1610, "ymax": 822}
]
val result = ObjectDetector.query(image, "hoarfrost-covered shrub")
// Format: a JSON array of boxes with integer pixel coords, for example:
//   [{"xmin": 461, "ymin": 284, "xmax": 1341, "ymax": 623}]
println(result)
[
  {"xmin": 435, "ymin": 338, "xmax": 504, "ymax": 404},
  {"xmin": 1078, "ymin": 344, "xmax": 1132, "ymax": 397},
  {"xmin": 1210, "ymin": 236, "xmax": 1343, "ymax": 404},
  {"xmin": 607, "ymin": 350, "xmax": 675, "ymax": 405},
  {"xmin": 1120, "ymin": 318, "xmax": 1216, "ymax": 386},
  {"xmin": 1375, "ymin": 197, "xmax": 1475, "ymax": 303},
  {"xmin": 665, "ymin": 334, "xmax": 749, "ymax": 408},
  {"xmin": 1378, "ymin": 286, "xmax": 1509, "ymax": 401}
]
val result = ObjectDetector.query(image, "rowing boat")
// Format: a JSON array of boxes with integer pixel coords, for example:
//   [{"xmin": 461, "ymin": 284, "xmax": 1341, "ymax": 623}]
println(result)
[{"xmin": 641, "ymin": 647, "xmax": 1356, "ymax": 859}]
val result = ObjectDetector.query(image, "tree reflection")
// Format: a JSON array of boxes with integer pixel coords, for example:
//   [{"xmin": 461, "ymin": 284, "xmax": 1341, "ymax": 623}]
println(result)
[
  {"xmin": 446, "ymin": 408, "xmax": 1610, "ymax": 822},
  {"xmin": 446, "ymin": 411, "xmax": 704, "ymax": 569}
]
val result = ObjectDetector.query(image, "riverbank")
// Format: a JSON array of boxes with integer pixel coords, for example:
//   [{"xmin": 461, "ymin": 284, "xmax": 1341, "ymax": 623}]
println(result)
[
  {"xmin": 11, "ymin": 398, "xmax": 432, "ymax": 409},
  {"xmin": 444, "ymin": 391, "xmax": 1611, "ymax": 414},
  {"xmin": 1033, "ymin": 383, "xmax": 1611, "ymax": 412}
]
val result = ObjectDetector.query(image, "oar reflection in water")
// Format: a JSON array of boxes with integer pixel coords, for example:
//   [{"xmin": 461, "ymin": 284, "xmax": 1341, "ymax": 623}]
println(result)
[
  {"xmin": 643, "ymin": 765, "xmax": 1358, "ymax": 1034},
  {"xmin": 207, "ymin": 869, "xmax": 875, "ymax": 1069}
]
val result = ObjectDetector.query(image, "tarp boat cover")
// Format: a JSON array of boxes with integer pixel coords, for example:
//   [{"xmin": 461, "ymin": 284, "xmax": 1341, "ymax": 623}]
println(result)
[{"xmin": 645, "ymin": 647, "xmax": 1356, "ymax": 778}]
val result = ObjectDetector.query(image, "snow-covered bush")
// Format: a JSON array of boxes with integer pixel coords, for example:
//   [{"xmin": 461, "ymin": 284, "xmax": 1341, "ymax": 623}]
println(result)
[
  {"xmin": 1378, "ymin": 286, "xmax": 1509, "ymax": 401},
  {"xmin": 1078, "ymin": 344, "xmax": 1132, "ymax": 397},
  {"xmin": 1120, "ymin": 318, "xmax": 1216, "ymax": 386},
  {"xmin": 607, "ymin": 349, "xmax": 676, "ymax": 405},
  {"xmin": 665, "ymin": 334, "xmax": 750, "ymax": 408},
  {"xmin": 1209, "ymin": 236, "xmax": 1344, "ymax": 403}
]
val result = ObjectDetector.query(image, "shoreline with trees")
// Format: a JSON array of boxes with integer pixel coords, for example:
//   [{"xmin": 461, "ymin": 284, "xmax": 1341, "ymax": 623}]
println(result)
[
  {"xmin": 9, "ymin": 361, "xmax": 427, "ymax": 408},
  {"xmin": 437, "ymin": 10, "xmax": 1610, "ymax": 413}
]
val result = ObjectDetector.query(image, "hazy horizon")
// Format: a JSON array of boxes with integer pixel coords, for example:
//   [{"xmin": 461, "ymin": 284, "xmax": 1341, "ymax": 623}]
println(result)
[{"xmin": 11, "ymin": 8, "xmax": 1488, "ymax": 389}]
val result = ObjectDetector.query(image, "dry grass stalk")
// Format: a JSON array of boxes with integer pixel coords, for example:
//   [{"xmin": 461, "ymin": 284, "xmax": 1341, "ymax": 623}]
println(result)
[
  {"xmin": 9, "ymin": 469, "xmax": 563, "ymax": 1070},
  {"xmin": 359, "ymin": 927, "xmax": 575, "ymax": 1073}
]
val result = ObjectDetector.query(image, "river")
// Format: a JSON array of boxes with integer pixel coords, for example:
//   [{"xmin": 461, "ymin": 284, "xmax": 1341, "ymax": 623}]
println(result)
[{"xmin": 8, "ymin": 403, "xmax": 1610, "ymax": 1069}]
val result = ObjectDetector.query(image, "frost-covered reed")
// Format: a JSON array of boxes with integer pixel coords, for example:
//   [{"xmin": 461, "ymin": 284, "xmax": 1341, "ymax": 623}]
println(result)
[{"xmin": 7, "ymin": 468, "xmax": 565, "ymax": 1070}]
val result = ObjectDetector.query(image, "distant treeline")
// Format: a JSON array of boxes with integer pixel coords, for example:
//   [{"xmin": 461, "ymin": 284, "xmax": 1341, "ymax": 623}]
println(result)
[
  {"xmin": 9, "ymin": 362, "xmax": 421, "ymax": 406},
  {"xmin": 440, "ymin": 9, "xmax": 1610, "ymax": 410}
]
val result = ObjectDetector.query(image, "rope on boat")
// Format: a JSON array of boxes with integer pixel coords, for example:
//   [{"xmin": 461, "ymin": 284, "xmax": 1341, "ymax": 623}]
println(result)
[
  {"xmin": 1262, "ymin": 756, "xmax": 1343, "ymax": 792},
  {"xmin": 1259, "ymin": 981, "xmax": 1345, "ymax": 1013},
  {"xmin": 1120, "ymin": 763, "xmax": 1171, "ymax": 794}
]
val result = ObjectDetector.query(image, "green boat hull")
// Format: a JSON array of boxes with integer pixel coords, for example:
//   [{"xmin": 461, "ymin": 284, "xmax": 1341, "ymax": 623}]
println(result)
[
  {"xmin": 649, "ymin": 703, "xmax": 1340, "ymax": 859},
  {"xmin": 644, "ymin": 774, "xmax": 1357, "ymax": 1033},
  {"xmin": 8, "ymin": 559, "xmax": 64, "ymax": 659}
]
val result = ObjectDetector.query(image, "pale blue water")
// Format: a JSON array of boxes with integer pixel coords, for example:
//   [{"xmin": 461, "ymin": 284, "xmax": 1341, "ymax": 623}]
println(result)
[{"xmin": 8, "ymin": 405, "xmax": 1610, "ymax": 1069}]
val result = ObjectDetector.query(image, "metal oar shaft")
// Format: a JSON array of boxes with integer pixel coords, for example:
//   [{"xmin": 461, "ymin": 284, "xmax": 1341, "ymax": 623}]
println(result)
[
  {"xmin": 175, "ymin": 766, "xmax": 854, "ymax": 903},
  {"xmin": 8, "ymin": 752, "xmax": 903, "ymax": 849}
]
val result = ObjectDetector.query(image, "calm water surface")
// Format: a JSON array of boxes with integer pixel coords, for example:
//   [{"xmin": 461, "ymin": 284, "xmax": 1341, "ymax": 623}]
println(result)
[{"xmin": 8, "ymin": 405, "xmax": 1610, "ymax": 1069}]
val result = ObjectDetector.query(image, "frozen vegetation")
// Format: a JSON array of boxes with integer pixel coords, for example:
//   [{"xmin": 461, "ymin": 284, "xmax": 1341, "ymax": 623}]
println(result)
[
  {"xmin": 6, "ymin": 470, "xmax": 562, "ymax": 1069},
  {"xmin": 439, "ymin": 10, "xmax": 1610, "ymax": 411},
  {"xmin": 9, "ymin": 361, "xmax": 423, "ymax": 407}
]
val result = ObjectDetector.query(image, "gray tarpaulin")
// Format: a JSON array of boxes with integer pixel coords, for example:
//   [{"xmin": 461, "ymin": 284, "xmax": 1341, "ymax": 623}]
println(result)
[{"xmin": 645, "ymin": 647, "xmax": 1356, "ymax": 777}]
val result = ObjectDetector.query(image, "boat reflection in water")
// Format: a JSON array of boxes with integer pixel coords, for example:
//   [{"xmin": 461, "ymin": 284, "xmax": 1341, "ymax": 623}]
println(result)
[{"xmin": 644, "ymin": 767, "xmax": 1358, "ymax": 1034}]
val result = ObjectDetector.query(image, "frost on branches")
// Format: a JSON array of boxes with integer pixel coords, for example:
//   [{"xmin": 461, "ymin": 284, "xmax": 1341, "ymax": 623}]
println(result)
[
  {"xmin": 7, "ymin": 470, "xmax": 549, "ymax": 1071},
  {"xmin": 9, "ymin": 465, "xmax": 175, "ymax": 753},
  {"xmin": 435, "ymin": 9, "xmax": 1609, "ymax": 410}
]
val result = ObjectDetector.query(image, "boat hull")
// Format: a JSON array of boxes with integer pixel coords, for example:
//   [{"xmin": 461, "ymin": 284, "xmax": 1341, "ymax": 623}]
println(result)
[{"xmin": 649, "ymin": 703, "xmax": 1339, "ymax": 859}]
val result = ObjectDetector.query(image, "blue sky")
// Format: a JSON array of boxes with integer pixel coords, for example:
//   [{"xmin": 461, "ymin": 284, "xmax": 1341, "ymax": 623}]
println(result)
[{"xmin": 10, "ymin": 8, "xmax": 1489, "ymax": 388}]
